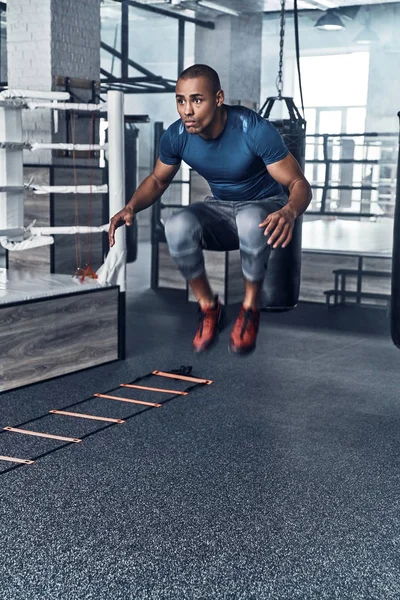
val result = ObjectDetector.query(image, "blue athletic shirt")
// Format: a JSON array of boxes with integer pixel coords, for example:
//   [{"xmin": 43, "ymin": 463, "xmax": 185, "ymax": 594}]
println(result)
[{"xmin": 159, "ymin": 104, "xmax": 289, "ymax": 201}]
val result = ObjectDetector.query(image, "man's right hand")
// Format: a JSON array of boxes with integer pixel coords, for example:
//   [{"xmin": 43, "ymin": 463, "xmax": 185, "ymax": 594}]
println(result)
[
  {"xmin": 107, "ymin": 161, "xmax": 179, "ymax": 247},
  {"xmin": 108, "ymin": 205, "xmax": 135, "ymax": 247}
]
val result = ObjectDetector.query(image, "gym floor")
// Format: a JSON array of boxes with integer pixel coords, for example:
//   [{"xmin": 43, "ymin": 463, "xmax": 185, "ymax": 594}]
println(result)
[{"xmin": 0, "ymin": 242, "xmax": 399, "ymax": 600}]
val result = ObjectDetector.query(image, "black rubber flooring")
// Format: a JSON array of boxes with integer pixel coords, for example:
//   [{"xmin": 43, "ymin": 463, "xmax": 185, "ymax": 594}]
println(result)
[{"xmin": 0, "ymin": 246, "xmax": 399, "ymax": 599}]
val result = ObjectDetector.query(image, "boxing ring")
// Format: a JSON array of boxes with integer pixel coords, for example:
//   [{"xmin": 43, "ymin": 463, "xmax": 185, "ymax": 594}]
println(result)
[{"xmin": 0, "ymin": 90, "xmax": 126, "ymax": 393}]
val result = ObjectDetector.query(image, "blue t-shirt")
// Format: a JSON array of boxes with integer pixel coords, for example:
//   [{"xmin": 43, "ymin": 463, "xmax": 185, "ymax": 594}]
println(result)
[{"xmin": 159, "ymin": 104, "xmax": 289, "ymax": 201}]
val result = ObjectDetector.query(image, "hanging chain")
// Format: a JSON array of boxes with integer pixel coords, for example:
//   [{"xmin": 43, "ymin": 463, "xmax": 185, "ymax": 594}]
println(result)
[{"xmin": 276, "ymin": 0, "xmax": 286, "ymax": 99}]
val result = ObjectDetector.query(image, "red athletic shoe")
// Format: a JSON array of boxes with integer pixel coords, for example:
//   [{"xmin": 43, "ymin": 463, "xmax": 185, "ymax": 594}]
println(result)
[
  {"xmin": 229, "ymin": 306, "xmax": 260, "ymax": 355},
  {"xmin": 193, "ymin": 298, "xmax": 224, "ymax": 353}
]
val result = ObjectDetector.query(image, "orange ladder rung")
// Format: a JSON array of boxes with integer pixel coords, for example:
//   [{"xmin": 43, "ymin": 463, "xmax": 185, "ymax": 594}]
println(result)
[
  {"xmin": 93, "ymin": 393, "xmax": 162, "ymax": 408},
  {"xmin": 3, "ymin": 427, "xmax": 82, "ymax": 443},
  {"xmin": 0, "ymin": 455, "xmax": 35, "ymax": 465},
  {"xmin": 153, "ymin": 370, "xmax": 212, "ymax": 385},
  {"xmin": 120, "ymin": 384, "xmax": 188, "ymax": 396},
  {"xmin": 50, "ymin": 410, "xmax": 125, "ymax": 424}
]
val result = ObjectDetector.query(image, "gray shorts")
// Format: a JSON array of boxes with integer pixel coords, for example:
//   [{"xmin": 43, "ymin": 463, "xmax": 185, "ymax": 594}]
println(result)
[
  {"xmin": 183, "ymin": 194, "xmax": 288, "ymax": 252},
  {"xmin": 164, "ymin": 194, "xmax": 288, "ymax": 282}
]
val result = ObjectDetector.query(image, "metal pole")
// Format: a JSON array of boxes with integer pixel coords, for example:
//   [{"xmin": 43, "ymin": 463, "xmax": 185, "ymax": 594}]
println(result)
[
  {"xmin": 178, "ymin": 19, "xmax": 185, "ymax": 77},
  {"xmin": 107, "ymin": 90, "xmax": 126, "ymax": 359},
  {"xmin": 0, "ymin": 105, "xmax": 24, "ymax": 232},
  {"xmin": 107, "ymin": 90, "xmax": 126, "ymax": 288},
  {"xmin": 390, "ymin": 112, "xmax": 400, "ymax": 348},
  {"xmin": 107, "ymin": 92, "xmax": 126, "ymax": 281},
  {"xmin": 121, "ymin": 0, "xmax": 129, "ymax": 80}
]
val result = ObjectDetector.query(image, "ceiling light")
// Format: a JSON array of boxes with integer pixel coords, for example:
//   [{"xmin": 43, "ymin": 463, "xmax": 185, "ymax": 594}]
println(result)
[
  {"xmin": 298, "ymin": 1, "xmax": 323, "ymax": 8},
  {"xmin": 197, "ymin": 1, "xmax": 239, "ymax": 17},
  {"xmin": 310, "ymin": 0, "xmax": 337, "ymax": 8},
  {"xmin": 354, "ymin": 26, "xmax": 379, "ymax": 45},
  {"xmin": 315, "ymin": 10, "xmax": 345, "ymax": 31}
]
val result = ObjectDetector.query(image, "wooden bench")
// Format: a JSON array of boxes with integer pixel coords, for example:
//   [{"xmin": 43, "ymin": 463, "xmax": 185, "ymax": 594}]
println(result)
[{"xmin": 324, "ymin": 287, "xmax": 390, "ymax": 308}]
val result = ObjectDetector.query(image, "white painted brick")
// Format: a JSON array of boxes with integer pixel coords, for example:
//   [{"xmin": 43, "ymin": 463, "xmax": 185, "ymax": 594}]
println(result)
[
  {"xmin": 7, "ymin": 5, "xmax": 23, "ymax": 15},
  {"xmin": 8, "ymin": 31, "xmax": 33, "ymax": 42},
  {"xmin": 27, "ymin": 23, "xmax": 51, "ymax": 35},
  {"xmin": 7, "ymin": 0, "xmax": 100, "ymax": 162}
]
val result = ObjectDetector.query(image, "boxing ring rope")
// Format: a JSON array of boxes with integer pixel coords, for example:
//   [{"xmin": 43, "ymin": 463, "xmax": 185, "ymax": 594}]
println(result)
[
  {"xmin": 0, "ymin": 142, "xmax": 107, "ymax": 151},
  {"xmin": 0, "ymin": 89, "xmax": 126, "ymax": 290},
  {"xmin": 0, "ymin": 89, "xmax": 70, "ymax": 100},
  {"xmin": 27, "ymin": 184, "xmax": 109, "ymax": 194},
  {"xmin": 0, "ymin": 225, "xmax": 109, "ymax": 238},
  {"xmin": 0, "ymin": 224, "xmax": 110, "ymax": 252}
]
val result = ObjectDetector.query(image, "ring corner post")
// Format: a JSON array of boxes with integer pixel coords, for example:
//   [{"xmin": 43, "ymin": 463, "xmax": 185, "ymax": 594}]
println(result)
[{"xmin": 107, "ymin": 90, "xmax": 126, "ymax": 360}]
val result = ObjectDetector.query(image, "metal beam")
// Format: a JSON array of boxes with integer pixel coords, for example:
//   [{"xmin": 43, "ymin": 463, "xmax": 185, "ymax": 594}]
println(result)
[
  {"xmin": 100, "ymin": 67, "xmax": 118, "ymax": 81},
  {"xmin": 106, "ymin": 75, "xmax": 168, "ymax": 82},
  {"xmin": 121, "ymin": 81, "xmax": 172, "ymax": 88},
  {"xmin": 178, "ymin": 18, "xmax": 185, "ymax": 77},
  {"xmin": 101, "ymin": 83, "xmax": 175, "ymax": 92},
  {"xmin": 101, "ymin": 42, "xmax": 158, "ymax": 79},
  {"xmin": 100, "ymin": 83, "xmax": 175, "ymax": 94},
  {"xmin": 101, "ymin": 75, "xmax": 175, "ymax": 85},
  {"xmin": 100, "ymin": 70, "xmax": 176, "ymax": 94},
  {"xmin": 121, "ymin": 0, "xmax": 129, "ymax": 79},
  {"xmin": 111, "ymin": 0, "xmax": 215, "ymax": 29}
]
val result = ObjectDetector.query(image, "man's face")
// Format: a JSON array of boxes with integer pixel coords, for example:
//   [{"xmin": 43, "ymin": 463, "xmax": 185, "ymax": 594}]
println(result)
[{"xmin": 175, "ymin": 76, "xmax": 223, "ymax": 135}]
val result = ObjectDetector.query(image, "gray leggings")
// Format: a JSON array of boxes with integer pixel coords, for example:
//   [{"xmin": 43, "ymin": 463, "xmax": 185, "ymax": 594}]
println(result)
[{"xmin": 164, "ymin": 194, "xmax": 288, "ymax": 283}]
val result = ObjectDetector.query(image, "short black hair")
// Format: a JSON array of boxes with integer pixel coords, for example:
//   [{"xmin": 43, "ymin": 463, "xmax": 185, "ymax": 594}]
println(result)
[{"xmin": 178, "ymin": 64, "xmax": 221, "ymax": 94}]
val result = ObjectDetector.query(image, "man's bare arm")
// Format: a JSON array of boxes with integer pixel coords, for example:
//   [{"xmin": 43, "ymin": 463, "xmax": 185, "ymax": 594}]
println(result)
[
  {"xmin": 127, "ymin": 159, "xmax": 181, "ymax": 214},
  {"xmin": 266, "ymin": 153, "xmax": 312, "ymax": 219},
  {"xmin": 258, "ymin": 153, "xmax": 312, "ymax": 249},
  {"xmin": 109, "ymin": 159, "xmax": 181, "ymax": 247}
]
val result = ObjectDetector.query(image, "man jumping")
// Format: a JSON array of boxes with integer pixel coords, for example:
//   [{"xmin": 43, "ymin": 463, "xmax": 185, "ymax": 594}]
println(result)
[{"xmin": 109, "ymin": 64, "xmax": 312, "ymax": 355}]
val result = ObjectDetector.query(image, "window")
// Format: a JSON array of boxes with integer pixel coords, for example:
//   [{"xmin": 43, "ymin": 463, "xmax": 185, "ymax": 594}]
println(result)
[
  {"xmin": 292, "ymin": 52, "xmax": 369, "ymax": 136},
  {"xmin": 293, "ymin": 52, "xmax": 370, "ymax": 110},
  {"xmin": 288, "ymin": 52, "xmax": 378, "ymax": 215}
]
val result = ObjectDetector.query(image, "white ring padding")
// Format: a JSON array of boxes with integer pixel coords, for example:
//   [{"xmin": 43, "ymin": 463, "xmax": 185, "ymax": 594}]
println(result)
[
  {"xmin": 0, "ymin": 224, "xmax": 109, "ymax": 241},
  {"xmin": 97, "ymin": 245, "xmax": 126, "ymax": 288},
  {"xmin": 30, "ymin": 142, "xmax": 107, "ymax": 152},
  {"xmin": 0, "ymin": 186, "xmax": 25, "ymax": 193},
  {"xmin": 0, "ymin": 228, "xmax": 25, "ymax": 238},
  {"xmin": 29, "ymin": 224, "xmax": 109, "ymax": 235},
  {"xmin": 0, "ymin": 89, "xmax": 70, "ymax": 101},
  {"xmin": 0, "ymin": 99, "xmax": 27, "ymax": 109},
  {"xmin": 28, "ymin": 184, "xmax": 108, "ymax": 195},
  {"xmin": 0, "ymin": 142, "xmax": 107, "ymax": 152},
  {"xmin": 27, "ymin": 101, "xmax": 107, "ymax": 112},
  {"xmin": 1, "ymin": 235, "xmax": 54, "ymax": 251},
  {"xmin": 0, "ymin": 141, "xmax": 30, "ymax": 149}
]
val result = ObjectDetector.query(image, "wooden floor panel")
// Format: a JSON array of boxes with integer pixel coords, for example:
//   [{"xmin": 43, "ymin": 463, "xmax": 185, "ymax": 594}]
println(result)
[{"xmin": 0, "ymin": 288, "xmax": 119, "ymax": 392}]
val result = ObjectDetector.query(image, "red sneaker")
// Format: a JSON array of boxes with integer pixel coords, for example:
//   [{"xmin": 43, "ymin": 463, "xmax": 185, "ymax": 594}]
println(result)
[
  {"xmin": 229, "ymin": 306, "xmax": 260, "ymax": 355},
  {"xmin": 193, "ymin": 298, "xmax": 224, "ymax": 353}
]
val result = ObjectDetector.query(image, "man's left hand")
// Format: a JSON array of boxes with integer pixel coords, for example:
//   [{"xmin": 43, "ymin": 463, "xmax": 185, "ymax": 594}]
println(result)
[{"xmin": 258, "ymin": 205, "xmax": 297, "ymax": 249}]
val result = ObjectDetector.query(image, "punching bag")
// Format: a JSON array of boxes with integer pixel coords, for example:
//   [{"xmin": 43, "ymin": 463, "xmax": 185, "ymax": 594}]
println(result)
[
  {"xmin": 259, "ymin": 97, "xmax": 306, "ymax": 311},
  {"xmin": 390, "ymin": 112, "xmax": 400, "ymax": 348},
  {"xmin": 125, "ymin": 124, "xmax": 139, "ymax": 264}
]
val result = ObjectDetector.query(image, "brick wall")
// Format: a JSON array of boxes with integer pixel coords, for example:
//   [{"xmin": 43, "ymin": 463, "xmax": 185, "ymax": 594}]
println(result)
[
  {"xmin": 51, "ymin": 0, "xmax": 100, "ymax": 82},
  {"xmin": 5, "ymin": 0, "xmax": 102, "ymax": 274},
  {"xmin": 6, "ymin": 0, "xmax": 100, "ymax": 162}
]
